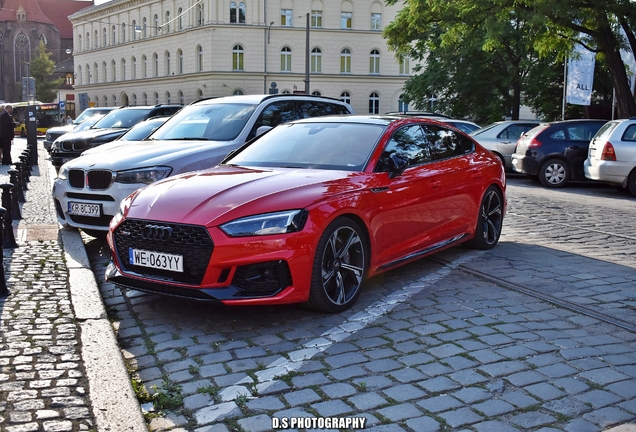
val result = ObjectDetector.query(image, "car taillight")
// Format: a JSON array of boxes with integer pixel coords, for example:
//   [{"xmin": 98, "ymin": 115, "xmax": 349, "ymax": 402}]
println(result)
[
  {"xmin": 527, "ymin": 137, "xmax": 543, "ymax": 148},
  {"xmin": 601, "ymin": 142, "xmax": 616, "ymax": 161}
]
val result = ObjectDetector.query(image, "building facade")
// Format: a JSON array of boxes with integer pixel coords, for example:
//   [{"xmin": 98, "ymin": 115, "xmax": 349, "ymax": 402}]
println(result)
[
  {"xmin": 0, "ymin": 0, "xmax": 92, "ymax": 105},
  {"xmin": 69, "ymin": 0, "xmax": 411, "ymax": 114}
]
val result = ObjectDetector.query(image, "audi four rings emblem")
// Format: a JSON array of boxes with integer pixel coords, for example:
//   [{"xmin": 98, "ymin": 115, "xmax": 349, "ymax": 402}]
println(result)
[{"xmin": 142, "ymin": 224, "xmax": 173, "ymax": 241}]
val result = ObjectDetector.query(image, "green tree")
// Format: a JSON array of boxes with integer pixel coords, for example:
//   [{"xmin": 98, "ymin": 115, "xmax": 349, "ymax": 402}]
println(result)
[{"xmin": 29, "ymin": 40, "xmax": 63, "ymax": 103}]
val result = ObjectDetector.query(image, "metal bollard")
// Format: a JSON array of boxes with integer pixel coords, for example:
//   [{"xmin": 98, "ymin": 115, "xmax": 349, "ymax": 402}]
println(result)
[
  {"xmin": 8, "ymin": 169, "xmax": 24, "ymax": 204},
  {"xmin": 20, "ymin": 152, "xmax": 31, "ymax": 177},
  {"xmin": 0, "ymin": 207, "xmax": 9, "ymax": 297},
  {"xmin": 1, "ymin": 184, "xmax": 18, "ymax": 249},
  {"xmin": 18, "ymin": 156, "xmax": 29, "ymax": 190},
  {"xmin": 13, "ymin": 162, "xmax": 27, "ymax": 195}
]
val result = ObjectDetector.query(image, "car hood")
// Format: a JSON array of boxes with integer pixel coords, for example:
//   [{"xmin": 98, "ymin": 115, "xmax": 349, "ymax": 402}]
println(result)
[
  {"xmin": 64, "ymin": 139, "xmax": 238, "ymax": 171},
  {"xmin": 47, "ymin": 125, "xmax": 75, "ymax": 135},
  {"xmin": 125, "ymin": 166, "xmax": 367, "ymax": 227},
  {"xmin": 58, "ymin": 127, "xmax": 125, "ymax": 142}
]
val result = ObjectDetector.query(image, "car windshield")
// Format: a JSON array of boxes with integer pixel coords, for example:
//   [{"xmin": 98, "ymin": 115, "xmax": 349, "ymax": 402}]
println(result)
[
  {"xmin": 470, "ymin": 122, "xmax": 501, "ymax": 136},
  {"xmin": 149, "ymin": 103, "xmax": 257, "ymax": 141},
  {"xmin": 117, "ymin": 118, "xmax": 167, "ymax": 141},
  {"xmin": 92, "ymin": 109, "xmax": 150, "ymax": 129},
  {"xmin": 75, "ymin": 117, "xmax": 102, "ymax": 132},
  {"xmin": 225, "ymin": 122, "xmax": 385, "ymax": 171}
]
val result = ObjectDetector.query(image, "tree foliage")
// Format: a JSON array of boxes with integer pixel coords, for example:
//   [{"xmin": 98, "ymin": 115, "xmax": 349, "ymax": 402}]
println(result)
[
  {"xmin": 29, "ymin": 41, "xmax": 64, "ymax": 103},
  {"xmin": 385, "ymin": 0, "xmax": 636, "ymax": 121}
]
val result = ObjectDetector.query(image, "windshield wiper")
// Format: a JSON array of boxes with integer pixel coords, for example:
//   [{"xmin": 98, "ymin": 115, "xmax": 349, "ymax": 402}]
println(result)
[{"xmin": 161, "ymin": 137, "xmax": 209, "ymax": 141}]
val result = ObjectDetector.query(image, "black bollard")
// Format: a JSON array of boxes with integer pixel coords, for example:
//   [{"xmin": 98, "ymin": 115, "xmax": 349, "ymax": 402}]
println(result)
[
  {"xmin": 13, "ymin": 162, "xmax": 27, "ymax": 195},
  {"xmin": 9, "ymin": 182, "xmax": 20, "ymax": 221},
  {"xmin": 20, "ymin": 152, "xmax": 31, "ymax": 177},
  {"xmin": 1, "ymin": 184, "xmax": 18, "ymax": 249},
  {"xmin": 8, "ymin": 169, "xmax": 24, "ymax": 204},
  {"xmin": 0, "ymin": 207, "xmax": 9, "ymax": 297},
  {"xmin": 18, "ymin": 156, "xmax": 29, "ymax": 190}
]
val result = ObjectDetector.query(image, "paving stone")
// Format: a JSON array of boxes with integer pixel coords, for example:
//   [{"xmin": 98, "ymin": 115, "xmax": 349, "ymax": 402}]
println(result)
[
  {"xmin": 582, "ymin": 406, "xmax": 633, "ymax": 428},
  {"xmin": 537, "ymin": 363, "xmax": 578, "ymax": 378},
  {"xmin": 404, "ymin": 416, "xmax": 441, "ymax": 432},
  {"xmin": 329, "ymin": 365, "xmax": 367, "ymax": 380},
  {"xmin": 389, "ymin": 367, "xmax": 427, "ymax": 383},
  {"xmin": 452, "ymin": 387, "xmax": 490, "ymax": 404},
  {"xmin": 501, "ymin": 391, "xmax": 539, "ymax": 408},
  {"xmin": 553, "ymin": 377, "xmax": 590, "ymax": 394},
  {"xmin": 382, "ymin": 384, "xmax": 426, "ymax": 402},
  {"xmin": 417, "ymin": 362, "xmax": 453, "ymax": 377},
  {"xmin": 347, "ymin": 392, "xmax": 388, "ymax": 411},
  {"xmin": 473, "ymin": 420, "xmax": 520, "ymax": 432},
  {"xmin": 418, "ymin": 376, "xmax": 461, "ymax": 393},
  {"xmin": 310, "ymin": 400, "xmax": 353, "ymax": 417},
  {"xmin": 523, "ymin": 382, "xmax": 566, "ymax": 401},
  {"xmin": 473, "ymin": 399, "xmax": 516, "ymax": 416},
  {"xmin": 579, "ymin": 368, "xmax": 631, "ymax": 386},
  {"xmin": 607, "ymin": 380, "xmax": 636, "ymax": 399},
  {"xmin": 437, "ymin": 407, "xmax": 483, "ymax": 427},
  {"xmin": 427, "ymin": 343, "xmax": 465, "ymax": 359},
  {"xmin": 542, "ymin": 397, "xmax": 590, "ymax": 417},
  {"xmin": 290, "ymin": 372, "xmax": 330, "ymax": 388},
  {"xmin": 505, "ymin": 370, "xmax": 547, "ymax": 387},
  {"xmin": 237, "ymin": 414, "xmax": 271, "ymax": 432},
  {"xmin": 564, "ymin": 418, "xmax": 601, "ymax": 432},
  {"xmin": 416, "ymin": 395, "xmax": 463, "ymax": 413},
  {"xmin": 576, "ymin": 390, "xmax": 622, "ymax": 408},
  {"xmin": 478, "ymin": 361, "xmax": 529, "ymax": 378},
  {"xmin": 376, "ymin": 403, "xmax": 422, "ymax": 422},
  {"xmin": 363, "ymin": 359, "xmax": 402, "ymax": 373},
  {"xmin": 283, "ymin": 389, "xmax": 322, "ymax": 406},
  {"xmin": 245, "ymin": 396, "xmax": 285, "ymax": 412},
  {"xmin": 510, "ymin": 412, "xmax": 556, "ymax": 428}
]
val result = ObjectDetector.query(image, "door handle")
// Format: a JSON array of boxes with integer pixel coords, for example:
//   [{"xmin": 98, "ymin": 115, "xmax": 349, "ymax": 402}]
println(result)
[{"xmin": 431, "ymin": 180, "xmax": 442, "ymax": 189}]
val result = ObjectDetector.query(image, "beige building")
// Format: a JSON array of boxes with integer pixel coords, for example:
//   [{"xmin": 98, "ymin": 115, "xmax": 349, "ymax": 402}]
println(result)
[{"xmin": 68, "ymin": 0, "xmax": 411, "ymax": 114}]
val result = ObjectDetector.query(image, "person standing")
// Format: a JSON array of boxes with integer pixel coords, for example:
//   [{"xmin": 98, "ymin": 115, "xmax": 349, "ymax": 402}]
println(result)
[{"xmin": 0, "ymin": 104, "xmax": 17, "ymax": 165}]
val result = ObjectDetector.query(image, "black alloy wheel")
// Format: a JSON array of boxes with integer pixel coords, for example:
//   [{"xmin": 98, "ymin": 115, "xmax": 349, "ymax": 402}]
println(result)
[{"xmin": 464, "ymin": 185, "xmax": 504, "ymax": 250}]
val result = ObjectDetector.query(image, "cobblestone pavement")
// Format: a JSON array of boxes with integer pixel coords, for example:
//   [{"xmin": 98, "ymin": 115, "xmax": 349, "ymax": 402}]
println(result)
[
  {"xmin": 0, "ymin": 139, "xmax": 96, "ymax": 432},
  {"xmin": 80, "ymin": 177, "xmax": 636, "ymax": 431}
]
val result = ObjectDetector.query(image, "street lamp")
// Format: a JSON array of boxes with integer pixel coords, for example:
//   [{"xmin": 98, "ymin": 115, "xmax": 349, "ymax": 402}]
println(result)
[
  {"xmin": 264, "ymin": 21, "xmax": 274, "ymax": 93},
  {"xmin": 304, "ymin": 13, "xmax": 309, "ymax": 94}
]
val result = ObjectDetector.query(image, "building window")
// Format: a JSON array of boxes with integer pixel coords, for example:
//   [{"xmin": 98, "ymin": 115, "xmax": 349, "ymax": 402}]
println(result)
[
  {"xmin": 281, "ymin": 9, "xmax": 293, "ymax": 26},
  {"xmin": 341, "ymin": 12, "xmax": 352, "ymax": 29},
  {"xmin": 233, "ymin": 89, "xmax": 244, "ymax": 95},
  {"xmin": 177, "ymin": 50, "xmax": 183, "ymax": 74},
  {"xmin": 178, "ymin": 90, "xmax": 184, "ymax": 104},
  {"xmin": 340, "ymin": 48, "xmax": 351, "ymax": 73},
  {"xmin": 178, "ymin": 8, "xmax": 183, "ymax": 30},
  {"xmin": 197, "ymin": 4, "xmax": 204, "ymax": 26},
  {"xmin": 311, "ymin": 48, "xmax": 322, "ymax": 73},
  {"xmin": 232, "ymin": 45, "xmax": 244, "ymax": 71},
  {"xmin": 197, "ymin": 89, "xmax": 203, "ymax": 99},
  {"xmin": 154, "ymin": 92, "xmax": 159, "ymax": 104},
  {"xmin": 165, "ymin": 91, "xmax": 171, "ymax": 103},
  {"xmin": 340, "ymin": 92, "xmax": 351, "ymax": 105},
  {"xmin": 121, "ymin": 58, "xmax": 126, "ymax": 80},
  {"xmin": 86, "ymin": 33, "xmax": 90, "ymax": 50},
  {"xmin": 131, "ymin": 21, "xmax": 136, "ymax": 41},
  {"xmin": 280, "ymin": 46, "xmax": 292, "ymax": 72},
  {"xmin": 399, "ymin": 57, "xmax": 410, "ymax": 75},
  {"xmin": 77, "ymin": 66, "xmax": 82, "ymax": 84},
  {"xmin": 398, "ymin": 95, "xmax": 409, "ymax": 112},
  {"xmin": 311, "ymin": 10, "xmax": 322, "ymax": 27},
  {"xmin": 369, "ymin": 92, "xmax": 379, "ymax": 114},
  {"xmin": 121, "ymin": 23, "xmax": 126, "ymax": 43},
  {"xmin": 102, "ymin": 28, "xmax": 106, "ymax": 46},
  {"xmin": 143, "ymin": 92, "xmax": 148, "ymax": 105},
  {"xmin": 87, "ymin": 65, "xmax": 91, "ymax": 84},
  {"xmin": 132, "ymin": 57, "xmax": 137, "ymax": 79},
  {"xmin": 94, "ymin": 30, "xmax": 98, "ymax": 48},
  {"xmin": 371, "ymin": 13, "xmax": 381, "ymax": 30},
  {"xmin": 153, "ymin": 53, "xmax": 159, "ymax": 77},
  {"xmin": 165, "ymin": 51, "xmax": 170, "ymax": 75},
  {"xmin": 132, "ymin": 94, "xmax": 137, "ymax": 106},
  {"xmin": 94, "ymin": 96, "xmax": 99, "ymax": 106},
  {"xmin": 102, "ymin": 61, "xmax": 107, "ymax": 81},
  {"xmin": 165, "ymin": 11, "xmax": 170, "ymax": 32},
  {"xmin": 197, "ymin": 45, "xmax": 203, "ymax": 72},
  {"xmin": 154, "ymin": 14, "xmax": 159, "ymax": 36},
  {"xmin": 369, "ymin": 49, "xmax": 380, "ymax": 74},
  {"xmin": 142, "ymin": 55, "xmax": 147, "ymax": 78},
  {"xmin": 311, "ymin": 90, "xmax": 321, "ymax": 96},
  {"xmin": 142, "ymin": 18, "xmax": 147, "ymax": 38},
  {"xmin": 93, "ymin": 62, "xmax": 98, "ymax": 82},
  {"xmin": 112, "ymin": 25, "xmax": 116, "ymax": 44},
  {"xmin": 111, "ymin": 60, "xmax": 116, "ymax": 82},
  {"xmin": 231, "ymin": 2, "xmax": 246, "ymax": 24}
]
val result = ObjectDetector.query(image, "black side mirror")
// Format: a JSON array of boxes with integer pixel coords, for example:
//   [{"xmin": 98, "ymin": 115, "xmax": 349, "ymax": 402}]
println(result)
[{"xmin": 387, "ymin": 153, "xmax": 409, "ymax": 178}]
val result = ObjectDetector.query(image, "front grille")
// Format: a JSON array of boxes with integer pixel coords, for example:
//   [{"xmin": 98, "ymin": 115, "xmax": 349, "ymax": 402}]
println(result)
[
  {"xmin": 114, "ymin": 219, "xmax": 213, "ymax": 285},
  {"xmin": 62, "ymin": 141, "xmax": 86, "ymax": 151},
  {"xmin": 87, "ymin": 170, "xmax": 113, "ymax": 190},
  {"xmin": 69, "ymin": 214, "xmax": 113, "ymax": 227},
  {"xmin": 68, "ymin": 170, "xmax": 85, "ymax": 188}
]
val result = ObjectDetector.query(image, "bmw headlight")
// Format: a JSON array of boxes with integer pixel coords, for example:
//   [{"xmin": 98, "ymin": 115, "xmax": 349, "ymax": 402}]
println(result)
[
  {"xmin": 220, "ymin": 210, "xmax": 308, "ymax": 237},
  {"xmin": 51, "ymin": 141, "xmax": 61, "ymax": 151},
  {"xmin": 114, "ymin": 167, "xmax": 172, "ymax": 185},
  {"xmin": 57, "ymin": 164, "xmax": 69, "ymax": 181}
]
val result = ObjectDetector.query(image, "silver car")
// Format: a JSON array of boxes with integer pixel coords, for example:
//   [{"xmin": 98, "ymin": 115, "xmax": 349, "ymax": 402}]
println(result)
[
  {"xmin": 470, "ymin": 120, "xmax": 540, "ymax": 170},
  {"xmin": 584, "ymin": 118, "xmax": 636, "ymax": 196}
]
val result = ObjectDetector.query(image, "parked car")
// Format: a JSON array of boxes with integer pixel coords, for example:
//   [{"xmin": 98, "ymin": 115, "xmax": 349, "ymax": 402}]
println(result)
[
  {"xmin": 439, "ymin": 119, "xmax": 481, "ymax": 134},
  {"xmin": 52, "ymin": 94, "xmax": 354, "ymax": 237},
  {"xmin": 44, "ymin": 107, "xmax": 118, "ymax": 152},
  {"xmin": 470, "ymin": 120, "xmax": 541, "ymax": 170},
  {"xmin": 511, "ymin": 119, "xmax": 607, "ymax": 188},
  {"xmin": 80, "ymin": 116, "xmax": 170, "ymax": 156},
  {"xmin": 105, "ymin": 115, "xmax": 506, "ymax": 312},
  {"xmin": 49, "ymin": 104, "xmax": 183, "ymax": 167},
  {"xmin": 584, "ymin": 118, "xmax": 636, "ymax": 196}
]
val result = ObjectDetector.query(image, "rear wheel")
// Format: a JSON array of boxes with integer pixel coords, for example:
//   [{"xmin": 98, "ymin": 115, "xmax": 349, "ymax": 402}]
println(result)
[
  {"xmin": 628, "ymin": 170, "xmax": 636, "ymax": 197},
  {"xmin": 464, "ymin": 186, "xmax": 503, "ymax": 250},
  {"xmin": 306, "ymin": 217, "xmax": 367, "ymax": 313},
  {"xmin": 539, "ymin": 158, "xmax": 570, "ymax": 188}
]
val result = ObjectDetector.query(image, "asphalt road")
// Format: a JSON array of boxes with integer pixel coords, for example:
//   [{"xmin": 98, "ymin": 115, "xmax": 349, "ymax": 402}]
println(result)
[{"xmin": 81, "ymin": 175, "xmax": 636, "ymax": 432}]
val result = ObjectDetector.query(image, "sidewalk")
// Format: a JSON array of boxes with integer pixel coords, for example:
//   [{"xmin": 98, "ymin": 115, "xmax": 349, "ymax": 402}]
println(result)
[{"xmin": 0, "ymin": 138, "xmax": 145, "ymax": 432}]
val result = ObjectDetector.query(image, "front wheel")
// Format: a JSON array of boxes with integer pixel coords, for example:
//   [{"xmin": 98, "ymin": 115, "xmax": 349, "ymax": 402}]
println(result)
[
  {"xmin": 539, "ymin": 158, "xmax": 570, "ymax": 188},
  {"xmin": 627, "ymin": 170, "xmax": 636, "ymax": 197},
  {"xmin": 306, "ymin": 217, "xmax": 368, "ymax": 313},
  {"xmin": 464, "ymin": 186, "xmax": 504, "ymax": 250}
]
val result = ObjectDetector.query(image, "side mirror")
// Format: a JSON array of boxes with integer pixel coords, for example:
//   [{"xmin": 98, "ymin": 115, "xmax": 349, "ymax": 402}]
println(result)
[
  {"xmin": 255, "ymin": 126, "xmax": 273, "ymax": 137},
  {"xmin": 387, "ymin": 153, "xmax": 408, "ymax": 178}
]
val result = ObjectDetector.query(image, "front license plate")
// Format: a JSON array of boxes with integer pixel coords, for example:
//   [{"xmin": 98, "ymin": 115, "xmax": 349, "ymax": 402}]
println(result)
[
  {"xmin": 129, "ymin": 248, "xmax": 184, "ymax": 272},
  {"xmin": 68, "ymin": 202, "xmax": 101, "ymax": 217}
]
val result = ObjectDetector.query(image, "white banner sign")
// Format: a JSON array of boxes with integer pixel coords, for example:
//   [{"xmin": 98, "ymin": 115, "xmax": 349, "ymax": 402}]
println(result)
[{"xmin": 566, "ymin": 46, "xmax": 596, "ymax": 106}]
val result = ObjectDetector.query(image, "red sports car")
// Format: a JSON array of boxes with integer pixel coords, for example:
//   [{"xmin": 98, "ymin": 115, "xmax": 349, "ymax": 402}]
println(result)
[{"xmin": 106, "ymin": 115, "xmax": 506, "ymax": 312}]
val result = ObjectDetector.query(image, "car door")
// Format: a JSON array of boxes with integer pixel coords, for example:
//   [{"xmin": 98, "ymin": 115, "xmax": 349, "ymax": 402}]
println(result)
[
  {"xmin": 562, "ymin": 121, "xmax": 605, "ymax": 177},
  {"xmin": 497, "ymin": 123, "xmax": 538, "ymax": 164},
  {"xmin": 371, "ymin": 124, "xmax": 474, "ymax": 267}
]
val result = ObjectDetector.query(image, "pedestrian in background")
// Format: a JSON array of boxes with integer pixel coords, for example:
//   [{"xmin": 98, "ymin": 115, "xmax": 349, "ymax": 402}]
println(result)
[
  {"xmin": 66, "ymin": 115, "xmax": 73, "ymax": 125},
  {"xmin": 0, "ymin": 104, "xmax": 18, "ymax": 165}
]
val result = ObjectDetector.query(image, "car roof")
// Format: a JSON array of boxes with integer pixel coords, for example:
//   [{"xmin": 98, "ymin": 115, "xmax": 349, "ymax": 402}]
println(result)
[
  {"xmin": 117, "ymin": 104, "xmax": 182, "ymax": 111},
  {"xmin": 193, "ymin": 94, "xmax": 350, "ymax": 106},
  {"xmin": 288, "ymin": 114, "xmax": 452, "ymax": 127}
]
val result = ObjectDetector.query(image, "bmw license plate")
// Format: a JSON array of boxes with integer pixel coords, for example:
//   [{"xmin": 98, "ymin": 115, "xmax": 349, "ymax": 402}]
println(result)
[
  {"xmin": 68, "ymin": 202, "xmax": 101, "ymax": 217},
  {"xmin": 129, "ymin": 248, "xmax": 184, "ymax": 272}
]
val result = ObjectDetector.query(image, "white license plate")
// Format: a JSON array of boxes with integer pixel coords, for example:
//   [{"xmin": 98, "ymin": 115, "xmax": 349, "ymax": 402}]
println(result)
[
  {"xmin": 129, "ymin": 248, "xmax": 184, "ymax": 272},
  {"xmin": 68, "ymin": 202, "xmax": 101, "ymax": 217},
  {"xmin": 589, "ymin": 148, "xmax": 596, "ymax": 157}
]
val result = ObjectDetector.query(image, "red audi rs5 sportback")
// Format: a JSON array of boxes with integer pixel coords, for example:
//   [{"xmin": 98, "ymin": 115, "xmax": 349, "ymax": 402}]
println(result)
[{"xmin": 106, "ymin": 115, "xmax": 506, "ymax": 313}]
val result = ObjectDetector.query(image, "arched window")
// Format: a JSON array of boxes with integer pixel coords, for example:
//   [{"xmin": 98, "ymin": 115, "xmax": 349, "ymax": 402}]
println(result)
[
  {"xmin": 340, "ymin": 48, "xmax": 351, "ymax": 73},
  {"xmin": 102, "ymin": 61, "xmax": 107, "ymax": 81},
  {"xmin": 142, "ymin": 18, "xmax": 147, "ymax": 38},
  {"xmin": 78, "ymin": 35, "xmax": 82, "ymax": 51},
  {"xmin": 280, "ymin": 46, "xmax": 292, "ymax": 72},
  {"xmin": 369, "ymin": 49, "xmax": 380, "ymax": 74},
  {"xmin": 197, "ymin": 3, "xmax": 204, "ymax": 26},
  {"xmin": 165, "ymin": 51, "xmax": 171, "ymax": 75},
  {"xmin": 93, "ymin": 62, "xmax": 98, "ymax": 82},
  {"xmin": 340, "ymin": 92, "xmax": 351, "ymax": 105},
  {"xmin": 230, "ymin": 2, "xmax": 237, "ymax": 23},
  {"xmin": 311, "ymin": 47, "xmax": 322, "ymax": 73},
  {"xmin": 131, "ymin": 20, "xmax": 137, "ymax": 41},
  {"xmin": 132, "ymin": 57, "xmax": 137, "ymax": 79},
  {"xmin": 232, "ymin": 45, "xmax": 244, "ymax": 71},
  {"xmin": 231, "ymin": 2, "xmax": 246, "ymax": 23},
  {"xmin": 177, "ymin": 50, "xmax": 183, "ymax": 74},
  {"xmin": 14, "ymin": 32, "xmax": 30, "ymax": 82},
  {"xmin": 86, "ymin": 33, "xmax": 90, "ymax": 50},
  {"xmin": 197, "ymin": 89, "xmax": 203, "ymax": 99},
  {"xmin": 86, "ymin": 65, "xmax": 91, "ymax": 83},
  {"xmin": 77, "ymin": 65, "xmax": 82, "ymax": 85},
  {"xmin": 111, "ymin": 60, "xmax": 116, "ymax": 82},
  {"xmin": 197, "ymin": 45, "xmax": 203, "ymax": 72},
  {"xmin": 165, "ymin": 91, "xmax": 171, "ymax": 103},
  {"xmin": 153, "ymin": 53, "xmax": 159, "ymax": 77},
  {"xmin": 154, "ymin": 92, "xmax": 159, "ymax": 104},
  {"xmin": 398, "ymin": 94, "xmax": 409, "ymax": 112},
  {"xmin": 311, "ymin": 90, "xmax": 321, "ymax": 96},
  {"xmin": 121, "ymin": 23, "xmax": 126, "ymax": 43},
  {"xmin": 165, "ymin": 11, "xmax": 170, "ymax": 32},
  {"xmin": 94, "ymin": 30, "xmax": 98, "ymax": 48},
  {"xmin": 94, "ymin": 96, "xmax": 99, "ymax": 106},
  {"xmin": 143, "ymin": 92, "xmax": 148, "ymax": 105},
  {"xmin": 399, "ymin": 57, "xmax": 410, "ymax": 75},
  {"xmin": 178, "ymin": 8, "xmax": 183, "ymax": 30},
  {"xmin": 233, "ymin": 89, "xmax": 244, "ymax": 95},
  {"xmin": 154, "ymin": 14, "xmax": 159, "ymax": 36},
  {"xmin": 132, "ymin": 94, "xmax": 137, "ymax": 106},
  {"xmin": 111, "ymin": 94, "xmax": 117, "ymax": 105},
  {"xmin": 111, "ymin": 25, "xmax": 116, "ymax": 44},
  {"xmin": 369, "ymin": 92, "xmax": 380, "ymax": 114},
  {"xmin": 142, "ymin": 55, "xmax": 147, "ymax": 78},
  {"xmin": 178, "ymin": 90, "xmax": 184, "ymax": 105},
  {"xmin": 121, "ymin": 58, "xmax": 126, "ymax": 80},
  {"xmin": 102, "ymin": 28, "xmax": 106, "ymax": 47}
]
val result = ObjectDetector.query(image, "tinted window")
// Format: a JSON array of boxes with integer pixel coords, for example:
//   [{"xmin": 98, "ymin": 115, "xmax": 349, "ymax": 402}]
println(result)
[
  {"xmin": 380, "ymin": 125, "xmax": 431, "ymax": 169},
  {"xmin": 622, "ymin": 124, "xmax": 636, "ymax": 142},
  {"xmin": 150, "ymin": 107, "xmax": 181, "ymax": 118},
  {"xmin": 499, "ymin": 124, "xmax": 537, "ymax": 139},
  {"xmin": 424, "ymin": 125, "xmax": 474, "ymax": 160},
  {"xmin": 299, "ymin": 101, "xmax": 350, "ymax": 118},
  {"xmin": 249, "ymin": 101, "xmax": 297, "ymax": 138}
]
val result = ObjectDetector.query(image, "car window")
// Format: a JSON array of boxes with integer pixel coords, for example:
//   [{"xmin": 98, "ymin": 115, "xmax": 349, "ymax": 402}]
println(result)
[
  {"xmin": 379, "ymin": 125, "xmax": 431, "ymax": 170},
  {"xmin": 594, "ymin": 121, "xmax": 617, "ymax": 140},
  {"xmin": 150, "ymin": 107, "xmax": 181, "ymax": 118},
  {"xmin": 499, "ymin": 124, "xmax": 536, "ymax": 140},
  {"xmin": 298, "ymin": 101, "xmax": 350, "ymax": 118},
  {"xmin": 622, "ymin": 124, "xmax": 636, "ymax": 142},
  {"xmin": 565, "ymin": 123, "xmax": 603, "ymax": 141},
  {"xmin": 93, "ymin": 109, "xmax": 150, "ymax": 129},
  {"xmin": 249, "ymin": 101, "xmax": 298, "ymax": 139},
  {"xmin": 424, "ymin": 125, "xmax": 474, "ymax": 160}
]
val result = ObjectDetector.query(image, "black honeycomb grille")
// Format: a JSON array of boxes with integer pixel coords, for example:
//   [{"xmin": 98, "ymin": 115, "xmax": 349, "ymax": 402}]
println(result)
[
  {"xmin": 68, "ymin": 170, "xmax": 85, "ymax": 188},
  {"xmin": 87, "ymin": 170, "xmax": 113, "ymax": 190},
  {"xmin": 114, "ymin": 219, "xmax": 214, "ymax": 285}
]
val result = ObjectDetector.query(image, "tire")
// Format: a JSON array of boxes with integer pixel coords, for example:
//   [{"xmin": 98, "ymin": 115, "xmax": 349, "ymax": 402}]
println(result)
[
  {"xmin": 539, "ymin": 158, "xmax": 570, "ymax": 188},
  {"xmin": 464, "ymin": 186, "xmax": 504, "ymax": 250},
  {"xmin": 628, "ymin": 170, "xmax": 636, "ymax": 197},
  {"xmin": 526, "ymin": 174, "xmax": 540, "ymax": 183},
  {"xmin": 305, "ymin": 217, "xmax": 368, "ymax": 313}
]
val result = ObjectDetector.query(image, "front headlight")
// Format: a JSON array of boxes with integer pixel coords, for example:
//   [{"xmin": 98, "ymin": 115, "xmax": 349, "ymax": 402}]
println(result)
[
  {"xmin": 114, "ymin": 166, "xmax": 172, "ymax": 185},
  {"xmin": 57, "ymin": 164, "xmax": 69, "ymax": 180},
  {"xmin": 51, "ymin": 141, "xmax": 61, "ymax": 151},
  {"xmin": 220, "ymin": 210, "xmax": 308, "ymax": 237}
]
